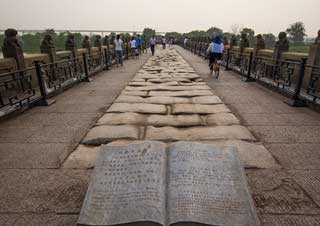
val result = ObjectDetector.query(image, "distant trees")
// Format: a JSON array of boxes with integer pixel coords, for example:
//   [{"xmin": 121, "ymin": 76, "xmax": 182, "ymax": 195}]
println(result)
[
  {"xmin": 262, "ymin": 33, "xmax": 276, "ymax": 48},
  {"xmin": 206, "ymin": 27, "xmax": 223, "ymax": 37},
  {"xmin": 286, "ymin": 21, "xmax": 306, "ymax": 44},
  {"xmin": 143, "ymin": 28, "xmax": 156, "ymax": 40},
  {"xmin": 240, "ymin": 27, "xmax": 255, "ymax": 47},
  {"xmin": 230, "ymin": 24, "xmax": 243, "ymax": 35}
]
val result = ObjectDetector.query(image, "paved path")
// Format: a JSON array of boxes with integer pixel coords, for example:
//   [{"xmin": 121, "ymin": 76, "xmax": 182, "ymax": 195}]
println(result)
[
  {"xmin": 176, "ymin": 46, "xmax": 320, "ymax": 226},
  {"xmin": 0, "ymin": 54, "xmax": 150, "ymax": 226}
]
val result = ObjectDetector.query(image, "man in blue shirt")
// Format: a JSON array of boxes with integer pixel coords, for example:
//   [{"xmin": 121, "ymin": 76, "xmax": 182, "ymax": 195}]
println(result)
[{"xmin": 136, "ymin": 34, "xmax": 142, "ymax": 54}]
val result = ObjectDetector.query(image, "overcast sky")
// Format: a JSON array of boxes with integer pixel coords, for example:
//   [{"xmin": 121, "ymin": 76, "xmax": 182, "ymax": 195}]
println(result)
[{"xmin": 1, "ymin": 0, "xmax": 319, "ymax": 37}]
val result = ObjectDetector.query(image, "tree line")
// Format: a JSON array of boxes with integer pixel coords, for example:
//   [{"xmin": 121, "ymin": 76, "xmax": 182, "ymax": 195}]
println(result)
[
  {"xmin": 167, "ymin": 21, "xmax": 311, "ymax": 52},
  {"xmin": 0, "ymin": 22, "xmax": 311, "ymax": 54},
  {"xmin": 0, "ymin": 28, "xmax": 156, "ymax": 54}
]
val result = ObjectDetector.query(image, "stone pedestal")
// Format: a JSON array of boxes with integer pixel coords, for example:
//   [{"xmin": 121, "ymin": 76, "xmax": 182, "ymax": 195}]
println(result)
[
  {"xmin": 94, "ymin": 35, "xmax": 102, "ymax": 52},
  {"xmin": 253, "ymin": 35, "xmax": 265, "ymax": 57},
  {"xmin": 65, "ymin": 34, "xmax": 78, "ymax": 59},
  {"xmin": 304, "ymin": 44, "xmax": 320, "ymax": 88},
  {"xmin": 2, "ymin": 28, "xmax": 25, "ymax": 70},
  {"xmin": 82, "ymin": 36, "xmax": 91, "ymax": 55}
]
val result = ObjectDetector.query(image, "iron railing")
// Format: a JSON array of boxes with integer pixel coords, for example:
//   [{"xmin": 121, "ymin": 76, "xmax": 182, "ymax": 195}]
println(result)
[
  {"xmin": 0, "ymin": 42, "xmax": 146, "ymax": 119},
  {"xmin": 181, "ymin": 40, "xmax": 320, "ymax": 107}
]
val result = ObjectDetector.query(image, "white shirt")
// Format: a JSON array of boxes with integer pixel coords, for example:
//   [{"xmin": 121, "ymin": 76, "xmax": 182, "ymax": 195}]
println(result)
[
  {"xmin": 130, "ymin": 40, "xmax": 137, "ymax": 48},
  {"xmin": 150, "ymin": 37, "xmax": 156, "ymax": 45},
  {"xmin": 114, "ymin": 39, "xmax": 123, "ymax": 51},
  {"xmin": 207, "ymin": 42, "xmax": 224, "ymax": 53}
]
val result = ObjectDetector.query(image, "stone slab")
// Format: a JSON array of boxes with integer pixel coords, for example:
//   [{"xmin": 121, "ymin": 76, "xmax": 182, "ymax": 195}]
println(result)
[
  {"xmin": 248, "ymin": 126, "xmax": 320, "ymax": 143},
  {"xmin": 267, "ymin": 144, "xmax": 320, "ymax": 170},
  {"xmin": 82, "ymin": 125, "xmax": 140, "ymax": 145},
  {"xmin": 7, "ymin": 214, "xmax": 78, "ymax": 226},
  {"xmin": 290, "ymin": 170, "xmax": 320, "ymax": 207},
  {"xmin": 125, "ymin": 85, "xmax": 211, "ymax": 91},
  {"xmin": 145, "ymin": 125, "xmax": 256, "ymax": 141},
  {"xmin": 172, "ymin": 104, "xmax": 231, "ymax": 114},
  {"xmin": 206, "ymin": 113, "xmax": 240, "ymax": 125},
  {"xmin": 97, "ymin": 113, "xmax": 203, "ymax": 127},
  {"xmin": 146, "ymin": 114, "xmax": 203, "ymax": 127},
  {"xmin": 149, "ymin": 90, "xmax": 213, "ymax": 97},
  {"xmin": 78, "ymin": 141, "xmax": 260, "ymax": 226},
  {"xmin": 120, "ymin": 91, "xmax": 149, "ymax": 97},
  {"xmin": 259, "ymin": 214, "xmax": 320, "ymax": 226},
  {"xmin": 0, "ymin": 143, "xmax": 76, "ymax": 169},
  {"xmin": 246, "ymin": 169, "xmax": 320, "ymax": 214},
  {"xmin": 62, "ymin": 145, "xmax": 100, "ymax": 169},
  {"xmin": 148, "ymin": 78, "xmax": 191, "ymax": 83},
  {"xmin": 0, "ymin": 169, "xmax": 90, "ymax": 213},
  {"xmin": 107, "ymin": 103, "xmax": 167, "ymax": 114},
  {"xmin": 97, "ymin": 112, "xmax": 146, "ymax": 125},
  {"xmin": 201, "ymin": 140, "xmax": 279, "ymax": 169},
  {"xmin": 115, "ymin": 95, "xmax": 190, "ymax": 104}
]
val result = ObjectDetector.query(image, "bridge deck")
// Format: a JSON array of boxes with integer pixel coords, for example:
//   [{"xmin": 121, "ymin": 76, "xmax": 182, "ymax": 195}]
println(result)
[{"xmin": 0, "ymin": 47, "xmax": 319, "ymax": 225}]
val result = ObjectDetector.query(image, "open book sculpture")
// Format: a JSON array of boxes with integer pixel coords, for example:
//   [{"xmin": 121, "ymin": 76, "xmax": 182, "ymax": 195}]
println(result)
[{"xmin": 78, "ymin": 141, "xmax": 260, "ymax": 226}]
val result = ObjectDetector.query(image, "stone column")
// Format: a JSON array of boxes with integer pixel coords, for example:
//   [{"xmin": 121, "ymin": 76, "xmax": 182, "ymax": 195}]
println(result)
[
  {"xmin": 2, "ymin": 28, "xmax": 25, "ymax": 70},
  {"xmin": 273, "ymin": 32, "xmax": 289, "ymax": 61},
  {"xmin": 65, "ymin": 34, "xmax": 77, "ymax": 59},
  {"xmin": 230, "ymin": 35, "xmax": 237, "ymax": 50},
  {"xmin": 253, "ymin": 34, "xmax": 265, "ymax": 57},
  {"xmin": 40, "ymin": 34, "xmax": 57, "ymax": 63},
  {"xmin": 240, "ymin": 33, "xmax": 250, "ymax": 54},
  {"xmin": 94, "ymin": 35, "xmax": 102, "ymax": 52},
  {"xmin": 82, "ymin": 35, "xmax": 91, "ymax": 55},
  {"xmin": 304, "ymin": 39, "xmax": 320, "ymax": 88}
]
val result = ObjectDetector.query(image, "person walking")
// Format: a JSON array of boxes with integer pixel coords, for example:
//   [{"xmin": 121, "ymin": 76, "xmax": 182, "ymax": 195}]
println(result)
[
  {"xmin": 149, "ymin": 35, "xmax": 157, "ymax": 56},
  {"xmin": 136, "ymin": 34, "xmax": 142, "ymax": 54},
  {"xmin": 130, "ymin": 36, "xmax": 138, "ymax": 59},
  {"xmin": 114, "ymin": 34, "xmax": 123, "ymax": 66},
  {"xmin": 161, "ymin": 36, "xmax": 167, "ymax": 49}
]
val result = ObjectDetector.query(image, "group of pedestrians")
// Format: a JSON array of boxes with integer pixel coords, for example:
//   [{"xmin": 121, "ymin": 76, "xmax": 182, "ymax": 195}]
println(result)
[
  {"xmin": 113, "ymin": 34, "xmax": 176, "ymax": 66},
  {"xmin": 114, "ymin": 34, "xmax": 142, "ymax": 66}
]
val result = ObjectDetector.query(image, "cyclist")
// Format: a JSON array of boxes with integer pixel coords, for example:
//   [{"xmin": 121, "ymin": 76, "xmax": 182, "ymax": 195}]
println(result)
[{"xmin": 206, "ymin": 35, "xmax": 224, "ymax": 78}]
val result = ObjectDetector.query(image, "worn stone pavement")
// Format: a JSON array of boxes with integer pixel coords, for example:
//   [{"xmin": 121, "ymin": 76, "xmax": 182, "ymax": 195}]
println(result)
[
  {"xmin": 1, "ymin": 46, "xmax": 320, "ymax": 226},
  {"xmin": 0, "ymin": 54, "xmax": 150, "ymax": 226}
]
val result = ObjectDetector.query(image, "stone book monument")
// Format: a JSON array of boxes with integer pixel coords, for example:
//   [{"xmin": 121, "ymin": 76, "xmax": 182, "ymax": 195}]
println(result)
[{"xmin": 78, "ymin": 141, "xmax": 260, "ymax": 226}]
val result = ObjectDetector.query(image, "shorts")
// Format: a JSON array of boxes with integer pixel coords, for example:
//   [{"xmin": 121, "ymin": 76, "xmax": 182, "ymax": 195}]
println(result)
[{"xmin": 209, "ymin": 52, "xmax": 222, "ymax": 64}]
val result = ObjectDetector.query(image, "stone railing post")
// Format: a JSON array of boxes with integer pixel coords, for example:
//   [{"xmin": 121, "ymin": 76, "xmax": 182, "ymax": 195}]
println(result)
[
  {"xmin": 272, "ymin": 32, "xmax": 289, "ymax": 77},
  {"xmin": 65, "ymin": 33, "xmax": 78, "ymax": 59},
  {"xmin": 40, "ymin": 34, "xmax": 57, "ymax": 63},
  {"xmin": 304, "ymin": 42, "xmax": 320, "ymax": 88},
  {"xmin": 2, "ymin": 28, "xmax": 25, "ymax": 70}
]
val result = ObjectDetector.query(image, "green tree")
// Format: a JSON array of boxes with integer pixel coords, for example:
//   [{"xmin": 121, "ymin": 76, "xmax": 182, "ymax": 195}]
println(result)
[
  {"xmin": 165, "ymin": 32, "xmax": 182, "ymax": 40},
  {"xmin": 54, "ymin": 32, "xmax": 68, "ymax": 51},
  {"xmin": 73, "ymin": 32, "xmax": 83, "ymax": 48},
  {"xmin": 262, "ymin": 33, "xmax": 276, "ymax": 48},
  {"xmin": 222, "ymin": 32, "xmax": 233, "ymax": 40},
  {"xmin": 142, "ymin": 27, "xmax": 156, "ymax": 40},
  {"xmin": 286, "ymin": 21, "xmax": 306, "ymax": 44},
  {"xmin": 241, "ymin": 27, "xmax": 255, "ymax": 47},
  {"xmin": 186, "ymin": 30, "xmax": 207, "ymax": 38},
  {"xmin": 21, "ymin": 33, "xmax": 42, "ymax": 53},
  {"xmin": 206, "ymin": 27, "xmax": 223, "ymax": 37}
]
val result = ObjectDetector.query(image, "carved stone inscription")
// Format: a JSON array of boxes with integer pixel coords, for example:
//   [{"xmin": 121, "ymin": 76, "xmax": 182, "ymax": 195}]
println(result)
[
  {"xmin": 78, "ymin": 141, "xmax": 167, "ymax": 226},
  {"xmin": 167, "ymin": 142, "xmax": 260, "ymax": 226}
]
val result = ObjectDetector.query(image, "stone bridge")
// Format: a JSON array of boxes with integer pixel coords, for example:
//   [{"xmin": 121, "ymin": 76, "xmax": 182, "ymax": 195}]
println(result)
[{"xmin": 0, "ymin": 37, "xmax": 320, "ymax": 225}]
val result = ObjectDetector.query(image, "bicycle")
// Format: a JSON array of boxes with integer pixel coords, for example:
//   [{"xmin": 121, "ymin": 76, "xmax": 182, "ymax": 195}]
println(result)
[{"xmin": 209, "ymin": 60, "xmax": 220, "ymax": 78}]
